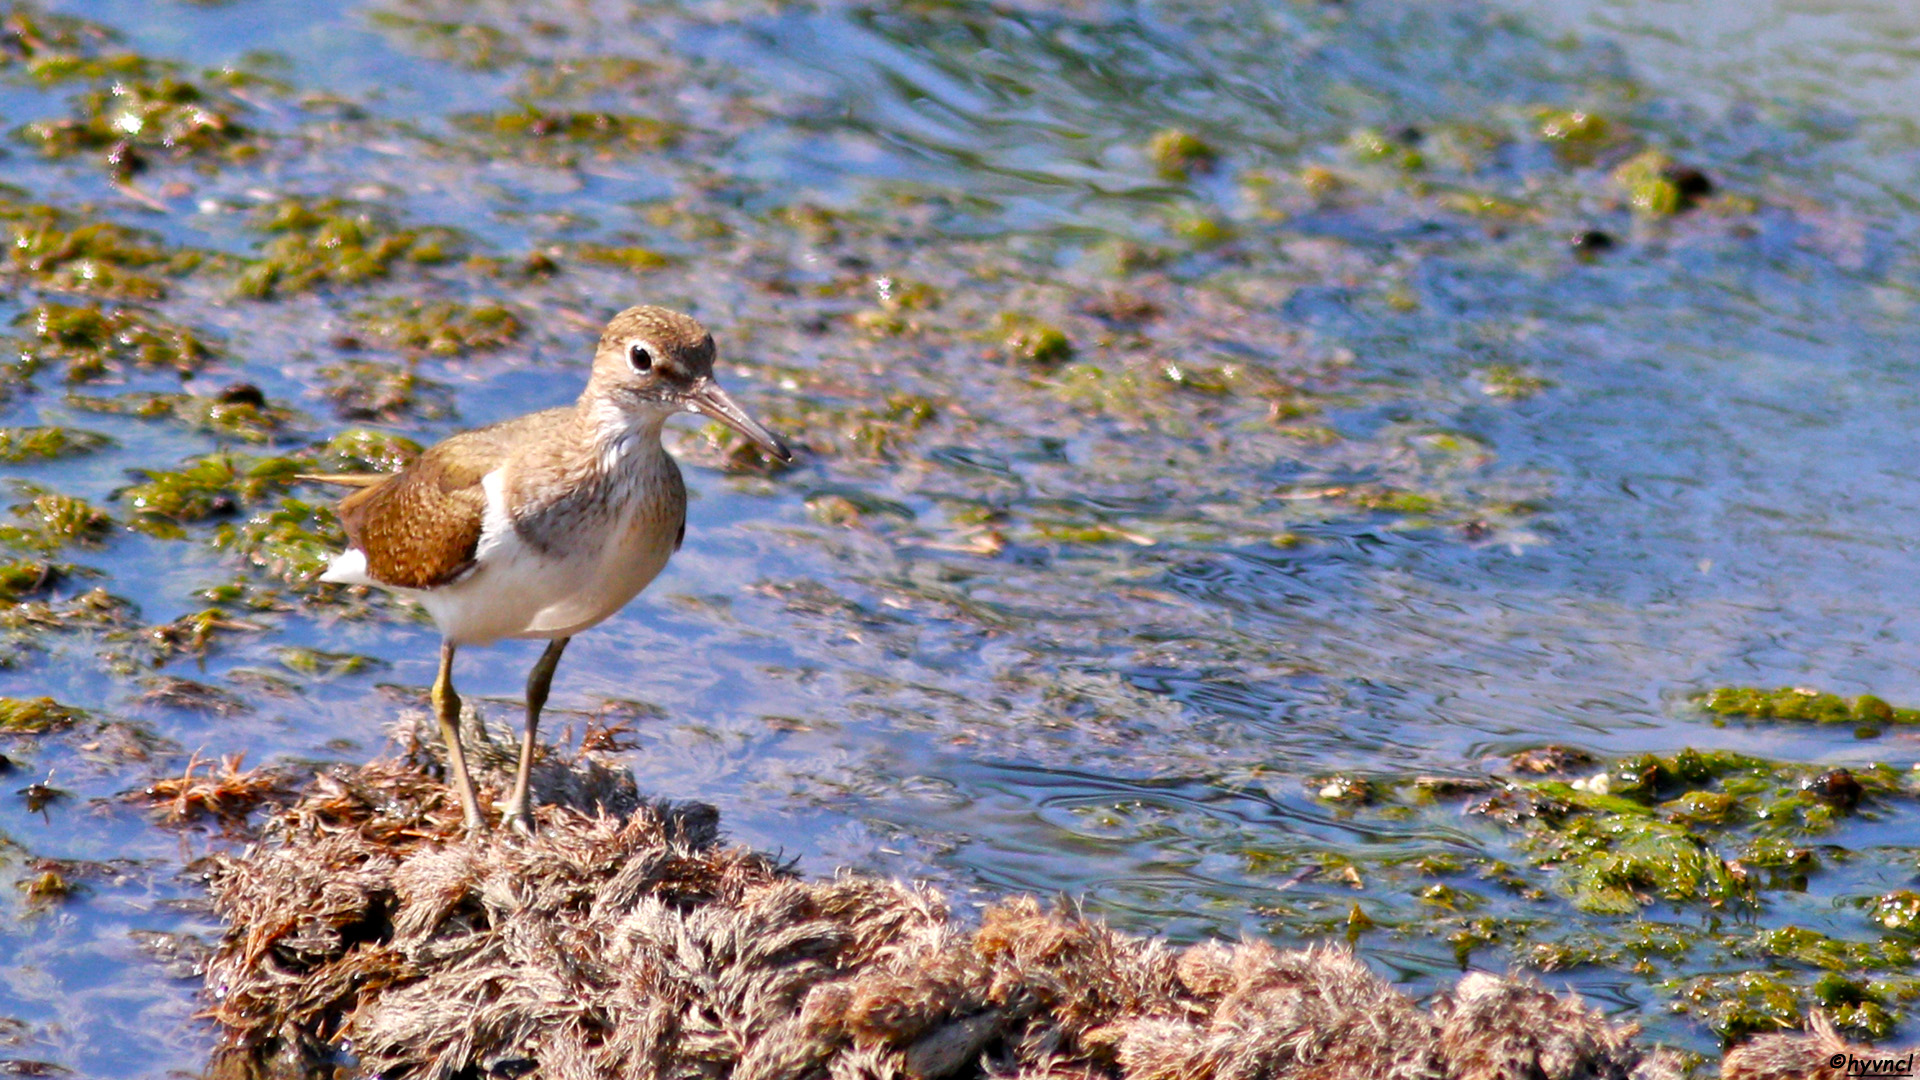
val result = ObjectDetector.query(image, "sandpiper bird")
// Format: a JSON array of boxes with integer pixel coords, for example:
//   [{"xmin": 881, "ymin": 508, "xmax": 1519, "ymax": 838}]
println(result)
[{"xmin": 310, "ymin": 306, "xmax": 790, "ymax": 832}]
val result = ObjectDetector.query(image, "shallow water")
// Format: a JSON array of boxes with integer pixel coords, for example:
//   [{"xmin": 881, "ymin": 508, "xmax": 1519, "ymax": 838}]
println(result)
[{"xmin": 0, "ymin": 0, "xmax": 1918, "ymax": 1072}]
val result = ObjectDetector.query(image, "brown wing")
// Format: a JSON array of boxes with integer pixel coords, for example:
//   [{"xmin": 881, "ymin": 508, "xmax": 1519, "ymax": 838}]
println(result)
[{"xmin": 335, "ymin": 413, "xmax": 557, "ymax": 589}]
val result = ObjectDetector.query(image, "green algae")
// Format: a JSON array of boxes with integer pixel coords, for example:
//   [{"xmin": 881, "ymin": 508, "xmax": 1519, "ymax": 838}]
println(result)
[
  {"xmin": 137, "ymin": 607, "xmax": 267, "ymax": 666},
  {"xmin": 0, "ymin": 204, "xmax": 182, "ymax": 298},
  {"xmin": 1146, "ymin": 128, "xmax": 1217, "ymax": 180},
  {"xmin": 452, "ymin": 107, "xmax": 679, "ymax": 159},
  {"xmin": 1700, "ymin": 686, "xmax": 1920, "ymax": 726},
  {"xmin": 67, "ymin": 388, "xmax": 293, "ymax": 442},
  {"xmin": 568, "ymin": 243, "xmax": 676, "ymax": 272},
  {"xmin": 212, "ymin": 497, "xmax": 344, "ymax": 585},
  {"xmin": 0, "ymin": 696, "xmax": 83, "ymax": 733},
  {"xmin": 18, "ymin": 868, "xmax": 72, "ymax": 904},
  {"xmin": 274, "ymin": 646, "xmax": 381, "ymax": 678},
  {"xmin": 996, "ymin": 313, "xmax": 1073, "ymax": 367},
  {"xmin": 1345, "ymin": 128, "xmax": 1424, "ymax": 170},
  {"xmin": 350, "ymin": 299, "xmax": 522, "ymax": 356},
  {"xmin": 18, "ymin": 301, "xmax": 220, "ymax": 378},
  {"xmin": 117, "ymin": 453, "xmax": 301, "ymax": 536},
  {"xmin": 0, "ymin": 426, "xmax": 110, "ymax": 462},
  {"xmin": 0, "ymin": 490, "xmax": 112, "ymax": 551},
  {"xmin": 0, "ymin": 559, "xmax": 66, "ymax": 604},
  {"xmin": 318, "ymin": 358, "xmax": 454, "ymax": 421},
  {"xmin": 1872, "ymin": 891, "xmax": 1920, "ymax": 932},
  {"xmin": 364, "ymin": 12, "xmax": 524, "ymax": 71},
  {"xmin": 1479, "ymin": 365, "xmax": 1549, "ymax": 399},
  {"xmin": 0, "ymin": 8, "xmax": 117, "ymax": 75},
  {"xmin": 299, "ymin": 428, "xmax": 420, "ymax": 475},
  {"xmin": 1286, "ymin": 746, "xmax": 1920, "ymax": 1041},
  {"xmin": 235, "ymin": 199, "xmax": 461, "ymax": 298},
  {"xmin": 1535, "ymin": 109, "xmax": 1611, "ymax": 144},
  {"xmin": 21, "ymin": 75, "xmax": 253, "ymax": 166},
  {"xmin": 1611, "ymin": 150, "xmax": 1714, "ymax": 217}
]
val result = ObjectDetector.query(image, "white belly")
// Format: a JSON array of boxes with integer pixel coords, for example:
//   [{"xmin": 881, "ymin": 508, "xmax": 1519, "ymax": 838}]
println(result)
[{"xmin": 322, "ymin": 463, "xmax": 681, "ymax": 646}]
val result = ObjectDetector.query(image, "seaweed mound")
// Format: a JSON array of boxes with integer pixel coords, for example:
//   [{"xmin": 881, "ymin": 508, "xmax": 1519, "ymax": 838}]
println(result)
[{"xmin": 193, "ymin": 741, "xmax": 1888, "ymax": 1080}]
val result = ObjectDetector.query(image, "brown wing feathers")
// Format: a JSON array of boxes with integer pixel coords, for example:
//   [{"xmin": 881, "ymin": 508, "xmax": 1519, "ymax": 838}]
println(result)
[{"xmin": 328, "ymin": 428, "xmax": 511, "ymax": 590}]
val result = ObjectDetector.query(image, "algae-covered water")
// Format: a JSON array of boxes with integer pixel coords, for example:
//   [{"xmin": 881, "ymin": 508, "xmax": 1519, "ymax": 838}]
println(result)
[{"xmin": 1, "ymin": 0, "xmax": 1919, "ymax": 1072}]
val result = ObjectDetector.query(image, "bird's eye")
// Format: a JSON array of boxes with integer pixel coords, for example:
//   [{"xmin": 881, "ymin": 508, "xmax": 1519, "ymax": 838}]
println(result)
[{"xmin": 628, "ymin": 343, "xmax": 653, "ymax": 373}]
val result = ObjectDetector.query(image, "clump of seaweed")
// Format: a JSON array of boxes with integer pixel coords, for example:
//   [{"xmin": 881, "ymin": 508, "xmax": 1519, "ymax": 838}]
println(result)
[
  {"xmin": 21, "ymin": 75, "xmax": 253, "ymax": 167},
  {"xmin": 1700, "ymin": 686, "xmax": 1920, "ymax": 727},
  {"xmin": 0, "ymin": 203, "xmax": 184, "ymax": 298},
  {"xmin": 234, "ymin": 198, "xmax": 460, "ymax": 298},
  {"xmin": 16, "ymin": 301, "xmax": 221, "ymax": 379},
  {"xmin": 134, "ymin": 750, "xmax": 299, "ymax": 825},
  {"xmin": 348, "ymin": 298, "xmax": 522, "ymax": 356},
  {"xmin": 67, "ymin": 385, "xmax": 295, "ymax": 442},
  {"xmin": 196, "ymin": 734, "xmax": 1716, "ymax": 1080},
  {"xmin": 0, "ymin": 425, "xmax": 111, "ymax": 462}
]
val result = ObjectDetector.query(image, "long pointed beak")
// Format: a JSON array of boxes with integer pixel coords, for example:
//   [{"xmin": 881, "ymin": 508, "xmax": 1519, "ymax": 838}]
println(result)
[{"xmin": 683, "ymin": 377, "xmax": 792, "ymax": 462}]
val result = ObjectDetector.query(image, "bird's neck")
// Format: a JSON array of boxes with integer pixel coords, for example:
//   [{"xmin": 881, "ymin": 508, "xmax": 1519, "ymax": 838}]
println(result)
[{"xmin": 579, "ymin": 395, "xmax": 673, "ymax": 477}]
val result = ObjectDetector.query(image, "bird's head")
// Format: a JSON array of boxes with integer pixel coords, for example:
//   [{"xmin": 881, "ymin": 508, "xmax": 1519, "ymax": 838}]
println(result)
[{"xmin": 585, "ymin": 305, "xmax": 791, "ymax": 462}]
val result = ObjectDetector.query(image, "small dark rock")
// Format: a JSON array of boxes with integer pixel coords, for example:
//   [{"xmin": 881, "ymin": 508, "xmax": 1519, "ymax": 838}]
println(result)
[
  {"xmin": 106, "ymin": 141, "xmax": 146, "ymax": 181},
  {"xmin": 1803, "ymin": 767, "xmax": 1864, "ymax": 810},
  {"xmin": 1571, "ymin": 229, "xmax": 1616, "ymax": 254},
  {"xmin": 1393, "ymin": 125, "xmax": 1424, "ymax": 145},
  {"xmin": 329, "ymin": 335, "xmax": 363, "ymax": 352},
  {"xmin": 1664, "ymin": 165, "xmax": 1714, "ymax": 202},
  {"xmin": 216, "ymin": 382, "xmax": 267, "ymax": 408}
]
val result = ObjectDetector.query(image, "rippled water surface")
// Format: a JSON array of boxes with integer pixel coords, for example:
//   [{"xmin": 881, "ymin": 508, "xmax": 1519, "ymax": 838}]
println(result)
[{"xmin": 1, "ymin": 0, "xmax": 1918, "ymax": 1072}]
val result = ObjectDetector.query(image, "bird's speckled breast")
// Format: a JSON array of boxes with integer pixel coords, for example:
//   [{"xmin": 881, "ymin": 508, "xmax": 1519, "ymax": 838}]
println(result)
[{"xmin": 418, "ymin": 424, "xmax": 687, "ymax": 645}]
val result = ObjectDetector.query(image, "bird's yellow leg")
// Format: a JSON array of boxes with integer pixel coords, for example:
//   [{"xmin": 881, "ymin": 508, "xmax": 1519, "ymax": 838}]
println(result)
[
  {"xmin": 503, "ymin": 636, "xmax": 569, "ymax": 834},
  {"xmin": 433, "ymin": 640, "xmax": 485, "ymax": 832}
]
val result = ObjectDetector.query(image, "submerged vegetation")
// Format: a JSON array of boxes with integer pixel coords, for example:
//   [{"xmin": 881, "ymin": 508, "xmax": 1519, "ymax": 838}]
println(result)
[{"xmin": 0, "ymin": 0, "xmax": 1909, "ymax": 1074}]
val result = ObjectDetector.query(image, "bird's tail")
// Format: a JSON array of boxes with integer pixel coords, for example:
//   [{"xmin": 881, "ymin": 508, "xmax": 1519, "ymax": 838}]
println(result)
[{"xmin": 294, "ymin": 472, "xmax": 389, "ymax": 489}]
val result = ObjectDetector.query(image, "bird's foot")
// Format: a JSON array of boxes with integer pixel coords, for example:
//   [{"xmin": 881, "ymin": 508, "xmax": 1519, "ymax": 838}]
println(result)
[{"xmin": 500, "ymin": 789, "xmax": 535, "ymax": 835}]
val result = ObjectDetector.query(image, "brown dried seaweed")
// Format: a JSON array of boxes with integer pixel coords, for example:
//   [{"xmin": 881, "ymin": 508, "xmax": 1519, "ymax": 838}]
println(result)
[{"xmin": 191, "ymin": 736, "xmax": 1908, "ymax": 1080}]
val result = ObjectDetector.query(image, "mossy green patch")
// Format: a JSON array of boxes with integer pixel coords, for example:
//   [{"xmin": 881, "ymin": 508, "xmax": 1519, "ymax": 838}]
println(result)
[
  {"xmin": 997, "ymin": 313, "xmax": 1072, "ymax": 367},
  {"xmin": 0, "ymin": 696, "xmax": 84, "ymax": 733},
  {"xmin": 0, "ymin": 426, "xmax": 110, "ymax": 462},
  {"xmin": 1535, "ymin": 109, "xmax": 1610, "ymax": 143},
  {"xmin": 1700, "ymin": 686, "xmax": 1920, "ymax": 725},
  {"xmin": 117, "ymin": 453, "xmax": 302, "ymax": 536},
  {"xmin": 365, "ymin": 12, "xmax": 524, "ymax": 71},
  {"xmin": 212, "ymin": 497, "xmax": 344, "ymax": 584},
  {"xmin": 275, "ymin": 646, "xmax": 382, "ymax": 678},
  {"xmin": 1345, "ymin": 128, "xmax": 1423, "ymax": 170},
  {"xmin": 1872, "ymin": 891, "xmax": 1920, "ymax": 932},
  {"xmin": 18, "ymin": 301, "xmax": 220, "ymax": 378},
  {"xmin": 453, "ymin": 108, "xmax": 679, "ymax": 156},
  {"xmin": 299, "ymin": 428, "xmax": 420, "ymax": 475},
  {"xmin": 1146, "ymin": 128, "xmax": 1218, "ymax": 180},
  {"xmin": 0, "ymin": 490, "xmax": 113, "ymax": 551},
  {"xmin": 22, "ymin": 76, "xmax": 252, "ymax": 166},
  {"xmin": 1611, "ymin": 150, "xmax": 1713, "ymax": 217},
  {"xmin": 0, "ymin": 204, "xmax": 182, "ymax": 298},
  {"xmin": 1479, "ymin": 365, "xmax": 1549, "ymax": 399},
  {"xmin": 235, "ymin": 199, "xmax": 462, "ymax": 298},
  {"xmin": 318, "ymin": 358, "xmax": 453, "ymax": 421},
  {"xmin": 568, "ymin": 243, "xmax": 676, "ymax": 272},
  {"xmin": 67, "ymin": 388, "xmax": 293, "ymax": 442},
  {"xmin": 351, "ymin": 299, "xmax": 521, "ymax": 356}
]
